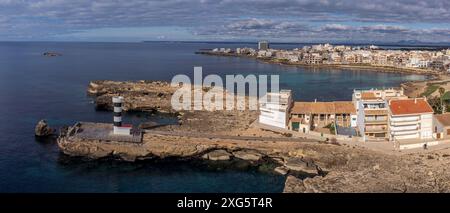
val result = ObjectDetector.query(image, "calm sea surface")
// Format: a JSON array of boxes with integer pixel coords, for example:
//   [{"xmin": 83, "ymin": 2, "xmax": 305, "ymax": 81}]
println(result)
[{"xmin": 0, "ymin": 42, "xmax": 426, "ymax": 192}]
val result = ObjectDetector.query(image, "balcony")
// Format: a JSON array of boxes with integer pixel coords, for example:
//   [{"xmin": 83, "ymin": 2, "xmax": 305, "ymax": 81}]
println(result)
[
  {"xmin": 364, "ymin": 109, "xmax": 388, "ymax": 116},
  {"xmin": 390, "ymin": 125, "xmax": 419, "ymax": 131},
  {"xmin": 365, "ymin": 125, "xmax": 388, "ymax": 133},
  {"xmin": 365, "ymin": 118, "xmax": 387, "ymax": 124},
  {"xmin": 391, "ymin": 130, "xmax": 420, "ymax": 136},
  {"xmin": 390, "ymin": 120, "xmax": 419, "ymax": 126},
  {"xmin": 390, "ymin": 117, "xmax": 420, "ymax": 122}
]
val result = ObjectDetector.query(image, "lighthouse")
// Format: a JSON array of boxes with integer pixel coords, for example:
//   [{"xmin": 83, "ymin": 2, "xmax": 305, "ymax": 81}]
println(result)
[{"xmin": 112, "ymin": 96, "xmax": 132, "ymax": 135}]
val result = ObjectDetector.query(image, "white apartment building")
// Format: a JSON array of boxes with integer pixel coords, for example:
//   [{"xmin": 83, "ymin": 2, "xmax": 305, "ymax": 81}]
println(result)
[
  {"xmin": 259, "ymin": 90, "xmax": 293, "ymax": 129},
  {"xmin": 303, "ymin": 53, "xmax": 322, "ymax": 64},
  {"xmin": 258, "ymin": 40, "xmax": 269, "ymax": 50},
  {"xmin": 388, "ymin": 98, "xmax": 434, "ymax": 141},
  {"xmin": 353, "ymin": 88, "xmax": 407, "ymax": 141}
]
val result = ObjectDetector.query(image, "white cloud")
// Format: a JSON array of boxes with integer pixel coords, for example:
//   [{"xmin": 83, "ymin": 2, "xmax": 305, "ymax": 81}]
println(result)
[{"xmin": 0, "ymin": 0, "xmax": 449, "ymax": 42}]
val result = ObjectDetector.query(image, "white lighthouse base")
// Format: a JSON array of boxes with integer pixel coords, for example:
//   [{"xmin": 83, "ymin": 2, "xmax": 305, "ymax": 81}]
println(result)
[{"xmin": 113, "ymin": 126, "xmax": 132, "ymax": 135}]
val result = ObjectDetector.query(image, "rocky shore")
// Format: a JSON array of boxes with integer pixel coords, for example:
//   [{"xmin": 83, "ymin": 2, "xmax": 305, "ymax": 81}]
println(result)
[
  {"xmin": 58, "ymin": 121, "xmax": 450, "ymax": 193},
  {"xmin": 87, "ymin": 80, "xmax": 259, "ymax": 134},
  {"xmin": 57, "ymin": 122, "xmax": 323, "ymax": 178},
  {"xmin": 88, "ymin": 80, "xmax": 177, "ymax": 113},
  {"xmin": 59, "ymin": 80, "xmax": 327, "ymax": 181},
  {"xmin": 283, "ymin": 147, "xmax": 450, "ymax": 193},
  {"xmin": 56, "ymin": 79, "xmax": 450, "ymax": 193}
]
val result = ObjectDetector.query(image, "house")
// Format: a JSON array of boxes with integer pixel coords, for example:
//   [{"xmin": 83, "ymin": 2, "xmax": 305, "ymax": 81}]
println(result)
[
  {"xmin": 353, "ymin": 88, "xmax": 407, "ymax": 141},
  {"xmin": 258, "ymin": 90, "xmax": 293, "ymax": 129},
  {"xmin": 388, "ymin": 98, "xmax": 434, "ymax": 141},
  {"xmin": 433, "ymin": 113, "xmax": 450, "ymax": 139},
  {"xmin": 289, "ymin": 101, "xmax": 356, "ymax": 133}
]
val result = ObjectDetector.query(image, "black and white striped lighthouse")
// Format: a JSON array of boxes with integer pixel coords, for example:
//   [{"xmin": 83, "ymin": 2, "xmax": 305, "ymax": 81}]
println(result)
[{"xmin": 112, "ymin": 96, "xmax": 124, "ymax": 134}]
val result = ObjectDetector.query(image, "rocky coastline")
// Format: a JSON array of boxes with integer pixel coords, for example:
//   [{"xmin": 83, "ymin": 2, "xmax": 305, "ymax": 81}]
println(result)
[
  {"xmin": 57, "ymin": 122, "xmax": 324, "ymax": 178},
  {"xmin": 55, "ymin": 79, "xmax": 450, "ymax": 193}
]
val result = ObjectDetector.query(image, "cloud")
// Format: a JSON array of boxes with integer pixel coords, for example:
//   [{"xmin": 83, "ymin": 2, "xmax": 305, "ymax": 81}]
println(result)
[
  {"xmin": 0, "ymin": 0, "xmax": 449, "ymax": 42},
  {"xmin": 195, "ymin": 18, "xmax": 311, "ymax": 40},
  {"xmin": 360, "ymin": 25, "xmax": 408, "ymax": 33},
  {"xmin": 320, "ymin": 24, "xmax": 353, "ymax": 31}
]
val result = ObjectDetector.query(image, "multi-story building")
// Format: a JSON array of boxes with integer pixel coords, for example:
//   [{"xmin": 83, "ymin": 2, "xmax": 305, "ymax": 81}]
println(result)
[
  {"xmin": 372, "ymin": 54, "xmax": 388, "ymax": 65},
  {"xmin": 303, "ymin": 53, "xmax": 322, "ymax": 64},
  {"xmin": 353, "ymin": 88, "xmax": 407, "ymax": 141},
  {"xmin": 289, "ymin": 101, "xmax": 356, "ymax": 133},
  {"xmin": 327, "ymin": 52, "xmax": 342, "ymax": 64},
  {"xmin": 388, "ymin": 98, "xmax": 434, "ymax": 141},
  {"xmin": 429, "ymin": 60, "xmax": 444, "ymax": 70},
  {"xmin": 258, "ymin": 90, "xmax": 293, "ymax": 129},
  {"xmin": 257, "ymin": 50, "xmax": 273, "ymax": 58},
  {"xmin": 258, "ymin": 40, "xmax": 269, "ymax": 50}
]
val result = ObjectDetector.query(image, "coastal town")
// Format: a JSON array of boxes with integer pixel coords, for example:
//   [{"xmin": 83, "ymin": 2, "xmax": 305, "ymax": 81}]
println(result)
[
  {"xmin": 196, "ymin": 41, "xmax": 450, "ymax": 150},
  {"xmin": 39, "ymin": 43, "xmax": 450, "ymax": 193},
  {"xmin": 50, "ymin": 77, "xmax": 450, "ymax": 193},
  {"xmin": 203, "ymin": 41, "xmax": 450, "ymax": 74},
  {"xmin": 259, "ymin": 87, "xmax": 450, "ymax": 150}
]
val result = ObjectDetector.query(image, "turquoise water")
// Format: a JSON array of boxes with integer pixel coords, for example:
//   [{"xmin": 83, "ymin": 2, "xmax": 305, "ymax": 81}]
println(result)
[{"xmin": 0, "ymin": 42, "xmax": 426, "ymax": 192}]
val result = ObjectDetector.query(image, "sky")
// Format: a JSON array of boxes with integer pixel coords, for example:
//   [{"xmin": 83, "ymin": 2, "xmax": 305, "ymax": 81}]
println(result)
[{"xmin": 0, "ymin": 0, "xmax": 450, "ymax": 43}]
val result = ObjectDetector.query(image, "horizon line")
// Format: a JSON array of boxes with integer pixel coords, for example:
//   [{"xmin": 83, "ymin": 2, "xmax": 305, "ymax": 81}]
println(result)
[{"xmin": 0, "ymin": 40, "xmax": 450, "ymax": 47}]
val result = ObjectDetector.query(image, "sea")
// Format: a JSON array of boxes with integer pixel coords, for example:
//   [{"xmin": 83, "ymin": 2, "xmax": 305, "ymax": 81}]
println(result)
[{"xmin": 0, "ymin": 41, "xmax": 427, "ymax": 192}]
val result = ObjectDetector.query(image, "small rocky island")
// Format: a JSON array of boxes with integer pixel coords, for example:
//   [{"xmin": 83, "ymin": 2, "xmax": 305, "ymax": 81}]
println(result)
[
  {"xmin": 43, "ymin": 52, "xmax": 62, "ymax": 57},
  {"xmin": 35, "ymin": 119, "xmax": 55, "ymax": 137},
  {"xmin": 55, "ymin": 80, "xmax": 450, "ymax": 192}
]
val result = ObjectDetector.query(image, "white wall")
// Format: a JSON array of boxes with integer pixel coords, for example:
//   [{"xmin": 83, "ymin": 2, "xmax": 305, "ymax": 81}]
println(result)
[
  {"xmin": 420, "ymin": 114, "xmax": 433, "ymax": 139},
  {"xmin": 356, "ymin": 101, "xmax": 365, "ymax": 138},
  {"xmin": 351, "ymin": 114, "xmax": 358, "ymax": 127},
  {"xmin": 389, "ymin": 113, "xmax": 433, "ymax": 141},
  {"xmin": 259, "ymin": 110, "xmax": 287, "ymax": 129}
]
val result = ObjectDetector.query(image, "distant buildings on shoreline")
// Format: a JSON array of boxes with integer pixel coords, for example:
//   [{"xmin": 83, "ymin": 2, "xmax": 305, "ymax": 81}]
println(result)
[
  {"xmin": 211, "ymin": 41, "xmax": 450, "ymax": 73},
  {"xmin": 257, "ymin": 40, "xmax": 269, "ymax": 51}
]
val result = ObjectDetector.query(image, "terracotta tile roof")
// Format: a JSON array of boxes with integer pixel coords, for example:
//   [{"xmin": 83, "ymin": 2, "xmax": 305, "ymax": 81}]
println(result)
[
  {"xmin": 435, "ymin": 113, "xmax": 450, "ymax": 126},
  {"xmin": 389, "ymin": 99, "xmax": 433, "ymax": 115},
  {"xmin": 361, "ymin": 92, "xmax": 378, "ymax": 100},
  {"xmin": 334, "ymin": 101, "xmax": 356, "ymax": 114},
  {"xmin": 291, "ymin": 102, "xmax": 330, "ymax": 114},
  {"xmin": 291, "ymin": 101, "xmax": 355, "ymax": 115}
]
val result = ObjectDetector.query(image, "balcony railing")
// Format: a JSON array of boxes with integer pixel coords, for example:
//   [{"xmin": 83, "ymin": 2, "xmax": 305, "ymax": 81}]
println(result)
[
  {"xmin": 365, "ymin": 118, "xmax": 387, "ymax": 122},
  {"xmin": 365, "ymin": 126, "xmax": 388, "ymax": 132}
]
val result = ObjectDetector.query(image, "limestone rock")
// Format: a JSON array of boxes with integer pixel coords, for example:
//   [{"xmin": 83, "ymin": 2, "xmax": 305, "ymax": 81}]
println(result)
[
  {"xmin": 203, "ymin": 150, "xmax": 232, "ymax": 161},
  {"xmin": 283, "ymin": 175, "xmax": 306, "ymax": 193},
  {"xmin": 232, "ymin": 150, "xmax": 263, "ymax": 161},
  {"xmin": 373, "ymin": 164, "xmax": 380, "ymax": 171},
  {"xmin": 284, "ymin": 158, "xmax": 318, "ymax": 175},
  {"xmin": 274, "ymin": 166, "xmax": 289, "ymax": 175},
  {"xmin": 34, "ymin": 119, "xmax": 55, "ymax": 137}
]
